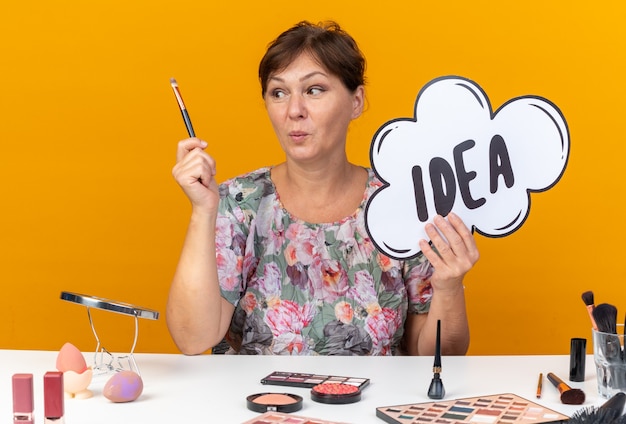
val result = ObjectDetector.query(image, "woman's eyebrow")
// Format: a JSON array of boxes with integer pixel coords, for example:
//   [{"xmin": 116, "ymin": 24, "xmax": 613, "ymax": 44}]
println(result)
[{"xmin": 269, "ymin": 71, "xmax": 329, "ymax": 84}]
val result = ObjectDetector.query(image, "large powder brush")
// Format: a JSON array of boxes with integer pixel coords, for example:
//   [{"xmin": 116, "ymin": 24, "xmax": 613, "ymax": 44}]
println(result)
[
  {"xmin": 546, "ymin": 372, "xmax": 585, "ymax": 405},
  {"xmin": 592, "ymin": 303, "xmax": 618, "ymax": 334}
]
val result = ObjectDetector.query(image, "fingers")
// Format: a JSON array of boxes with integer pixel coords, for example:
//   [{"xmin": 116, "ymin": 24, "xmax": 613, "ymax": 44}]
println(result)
[
  {"xmin": 427, "ymin": 213, "xmax": 474, "ymax": 253},
  {"xmin": 173, "ymin": 138, "xmax": 216, "ymax": 190},
  {"xmin": 420, "ymin": 212, "xmax": 479, "ymax": 268},
  {"xmin": 176, "ymin": 138, "xmax": 208, "ymax": 162},
  {"xmin": 448, "ymin": 213, "xmax": 479, "ymax": 263},
  {"xmin": 447, "ymin": 212, "xmax": 475, "ymax": 246}
]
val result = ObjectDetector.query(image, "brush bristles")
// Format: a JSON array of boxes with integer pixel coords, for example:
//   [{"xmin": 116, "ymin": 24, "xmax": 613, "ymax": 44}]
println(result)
[
  {"xmin": 581, "ymin": 290, "xmax": 594, "ymax": 306},
  {"xmin": 561, "ymin": 388, "xmax": 586, "ymax": 405},
  {"xmin": 600, "ymin": 392, "xmax": 626, "ymax": 417},
  {"xmin": 569, "ymin": 392, "xmax": 626, "ymax": 423},
  {"xmin": 568, "ymin": 406, "xmax": 620, "ymax": 423},
  {"xmin": 592, "ymin": 303, "xmax": 618, "ymax": 333}
]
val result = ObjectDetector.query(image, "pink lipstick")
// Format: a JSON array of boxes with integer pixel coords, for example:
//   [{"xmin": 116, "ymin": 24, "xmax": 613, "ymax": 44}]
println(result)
[{"xmin": 12, "ymin": 373, "xmax": 34, "ymax": 424}]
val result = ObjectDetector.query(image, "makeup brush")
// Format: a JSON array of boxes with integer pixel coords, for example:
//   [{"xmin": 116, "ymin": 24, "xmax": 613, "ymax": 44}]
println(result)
[
  {"xmin": 170, "ymin": 78, "xmax": 196, "ymax": 137},
  {"xmin": 566, "ymin": 392, "xmax": 626, "ymax": 423},
  {"xmin": 581, "ymin": 291, "xmax": 598, "ymax": 331},
  {"xmin": 592, "ymin": 303, "xmax": 621, "ymax": 361},
  {"xmin": 600, "ymin": 391, "xmax": 626, "ymax": 417},
  {"xmin": 427, "ymin": 320, "xmax": 445, "ymax": 399},
  {"xmin": 546, "ymin": 372, "xmax": 585, "ymax": 405},
  {"xmin": 592, "ymin": 303, "xmax": 618, "ymax": 334},
  {"xmin": 567, "ymin": 407, "xmax": 620, "ymax": 423}
]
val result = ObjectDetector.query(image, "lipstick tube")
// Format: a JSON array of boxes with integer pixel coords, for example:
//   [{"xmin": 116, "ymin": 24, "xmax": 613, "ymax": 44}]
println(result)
[
  {"xmin": 44, "ymin": 371, "xmax": 65, "ymax": 424},
  {"xmin": 569, "ymin": 337, "xmax": 586, "ymax": 382},
  {"xmin": 12, "ymin": 373, "xmax": 34, "ymax": 424}
]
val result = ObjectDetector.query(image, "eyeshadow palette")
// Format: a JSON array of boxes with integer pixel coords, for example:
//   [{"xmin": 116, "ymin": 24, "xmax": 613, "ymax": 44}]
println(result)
[
  {"xmin": 241, "ymin": 411, "xmax": 349, "ymax": 424},
  {"xmin": 376, "ymin": 393, "xmax": 570, "ymax": 423},
  {"xmin": 260, "ymin": 371, "xmax": 370, "ymax": 390}
]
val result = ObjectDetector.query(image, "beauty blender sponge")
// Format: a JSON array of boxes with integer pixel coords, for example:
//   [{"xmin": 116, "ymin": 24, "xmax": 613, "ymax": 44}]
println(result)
[{"xmin": 56, "ymin": 342, "xmax": 88, "ymax": 373}]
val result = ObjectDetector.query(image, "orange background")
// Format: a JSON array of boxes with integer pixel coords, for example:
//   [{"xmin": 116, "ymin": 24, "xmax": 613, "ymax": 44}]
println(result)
[{"xmin": 1, "ymin": 1, "xmax": 624, "ymax": 355}]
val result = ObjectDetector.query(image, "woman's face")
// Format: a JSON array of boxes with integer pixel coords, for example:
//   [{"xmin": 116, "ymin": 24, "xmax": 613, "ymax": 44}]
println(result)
[{"xmin": 264, "ymin": 53, "xmax": 364, "ymax": 165}]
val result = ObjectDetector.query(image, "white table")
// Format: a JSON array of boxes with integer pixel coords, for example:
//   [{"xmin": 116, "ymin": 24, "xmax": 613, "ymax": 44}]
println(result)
[{"xmin": 0, "ymin": 350, "xmax": 604, "ymax": 423}]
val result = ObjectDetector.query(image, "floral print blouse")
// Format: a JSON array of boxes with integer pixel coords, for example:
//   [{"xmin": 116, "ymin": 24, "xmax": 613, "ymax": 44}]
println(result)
[{"xmin": 216, "ymin": 167, "xmax": 433, "ymax": 355}]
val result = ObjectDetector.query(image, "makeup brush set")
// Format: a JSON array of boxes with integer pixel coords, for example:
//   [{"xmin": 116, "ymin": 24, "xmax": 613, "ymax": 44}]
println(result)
[
  {"xmin": 581, "ymin": 290, "xmax": 626, "ymax": 397},
  {"xmin": 581, "ymin": 290, "xmax": 625, "ymax": 340}
]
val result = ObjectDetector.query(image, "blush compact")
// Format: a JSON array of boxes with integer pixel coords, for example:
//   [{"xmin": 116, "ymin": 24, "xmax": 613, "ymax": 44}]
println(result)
[
  {"xmin": 246, "ymin": 392, "xmax": 303, "ymax": 413},
  {"xmin": 311, "ymin": 383, "xmax": 362, "ymax": 404}
]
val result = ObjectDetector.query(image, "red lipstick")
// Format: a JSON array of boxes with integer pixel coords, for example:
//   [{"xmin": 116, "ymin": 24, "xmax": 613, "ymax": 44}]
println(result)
[
  {"xmin": 12, "ymin": 373, "xmax": 34, "ymax": 424},
  {"xmin": 44, "ymin": 371, "xmax": 65, "ymax": 423}
]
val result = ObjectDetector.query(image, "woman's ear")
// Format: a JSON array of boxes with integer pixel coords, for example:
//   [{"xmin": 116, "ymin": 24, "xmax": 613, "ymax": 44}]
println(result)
[{"xmin": 351, "ymin": 85, "xmax": 365, "ymax": 119}]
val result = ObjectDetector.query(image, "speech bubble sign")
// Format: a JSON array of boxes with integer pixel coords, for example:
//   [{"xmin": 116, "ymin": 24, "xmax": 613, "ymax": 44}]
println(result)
[{"xmin": 364, "ymin": 76, "xmax": 569, "ymax": 260}]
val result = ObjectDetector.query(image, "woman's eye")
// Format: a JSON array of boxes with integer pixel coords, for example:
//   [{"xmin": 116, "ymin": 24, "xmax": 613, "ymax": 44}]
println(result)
[
  {"xmin": 307, "ymin": 86, "xmax": 325, "ymax": 96},
  {"xmin": 271, "ymin": 89, "xmax": 286, "ymax": 99}
]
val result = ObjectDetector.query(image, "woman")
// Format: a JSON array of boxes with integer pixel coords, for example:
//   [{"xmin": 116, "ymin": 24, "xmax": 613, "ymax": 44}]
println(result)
[{"xmin": 167, "ymin": 21, "xmax": 479, "ymax": 356}]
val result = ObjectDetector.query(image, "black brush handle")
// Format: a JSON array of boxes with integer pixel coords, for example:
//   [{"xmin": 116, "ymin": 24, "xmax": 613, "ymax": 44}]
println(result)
[
  {"xmin": 547, "ymin": 372, "xmax": 569, "ymax": 391},
  {"xmin": 433, "ymin": 319, "xmax": 441, "ymax": 368}
]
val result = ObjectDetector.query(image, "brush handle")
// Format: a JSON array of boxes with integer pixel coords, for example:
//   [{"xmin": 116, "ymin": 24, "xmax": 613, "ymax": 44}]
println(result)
[
  {"xmin": 180, "ymin": 109, "xmax": 196, "ymax": 137},
  {"xmin": 546, "ymin": 372, "xmax": 570, "ymax": 393},
  {"xmin": 433, "ymin": 320, "xmax": 442, "ymax": 368},
  {"xmin": 604, "ymin": 334, "xmax": 622, "ymax": 361},
  {"xmin": 171, "ymin": 78, "xmax": 196, "ymax": 138},
  {"xmin": 586, "ymin": 305, "xmax": 598, "ymax": 331}
]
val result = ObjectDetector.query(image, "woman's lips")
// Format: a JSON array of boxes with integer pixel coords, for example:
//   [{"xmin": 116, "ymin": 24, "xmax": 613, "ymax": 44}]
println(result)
[{"xmin": 289, "ymin": 131, "xmax": 309, "ymax": 141}]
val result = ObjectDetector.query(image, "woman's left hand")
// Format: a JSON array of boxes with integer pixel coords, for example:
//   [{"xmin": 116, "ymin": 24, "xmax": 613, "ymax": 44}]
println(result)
[{"xmin": 418, "ymin": 212, "xmax": 479, "ymax": 291}]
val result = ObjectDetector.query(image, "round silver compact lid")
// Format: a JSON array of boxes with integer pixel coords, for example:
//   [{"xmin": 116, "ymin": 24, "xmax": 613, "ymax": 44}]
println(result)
[{"xmin": 60, "ymin": 291, "xmax": 159, "ymax": 320}]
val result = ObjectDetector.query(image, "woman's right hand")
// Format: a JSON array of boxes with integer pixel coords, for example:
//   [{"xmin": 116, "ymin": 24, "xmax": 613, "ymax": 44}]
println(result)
[
  {"xmin": 169, "ymin": 137, "xmax": 231, "ymax": 354},
  {"xmin": 172, "ymin": 138, "xmax": 219, "ymax": 211}
]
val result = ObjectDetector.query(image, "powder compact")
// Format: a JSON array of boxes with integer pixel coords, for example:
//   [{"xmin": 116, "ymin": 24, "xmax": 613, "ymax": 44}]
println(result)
[
  {"xmin": 311, "ymin": 383, "xmax": 362, "ymax": 404},
  {"xmin": 246, "ymin": 392, "xmax": 303, "ymax": 413}
]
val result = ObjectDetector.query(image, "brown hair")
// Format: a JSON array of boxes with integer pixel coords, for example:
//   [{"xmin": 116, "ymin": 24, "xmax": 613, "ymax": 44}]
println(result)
[{"xmin": 258, "ymin": 21, "xmax": 366, "ymax": 97}]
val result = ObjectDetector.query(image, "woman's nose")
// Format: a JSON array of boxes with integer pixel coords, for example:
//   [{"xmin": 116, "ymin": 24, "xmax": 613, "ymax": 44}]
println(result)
[{"xmin": 287, "ymin": 95, "xmax": 306, "ymax": 119}]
